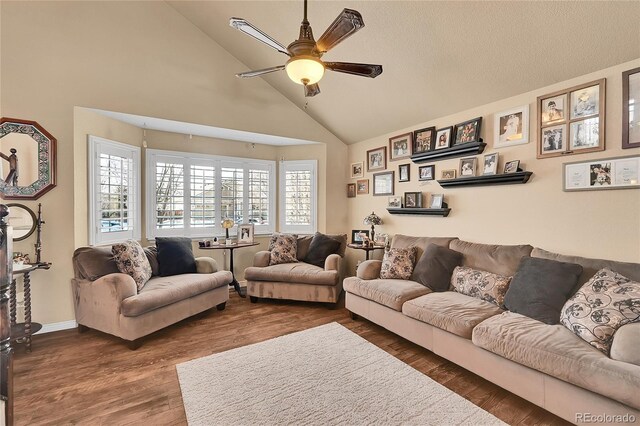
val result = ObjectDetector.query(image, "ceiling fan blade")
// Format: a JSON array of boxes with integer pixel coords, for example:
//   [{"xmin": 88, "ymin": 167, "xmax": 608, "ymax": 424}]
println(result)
[
  {"xmin": 324, "ymin": 62, "xmax": 383, "ymax": 78},
  {"xmin": 315, "ymin": 9, "xmax": 364, "ymax": 53},
  {"xmin": 235, "ymin": 65, "xmax": 285, "ymax": 78},
  {"xmin": 304, "ymin": 83, "xmax": 320, "ymax": 97},
  {"xmin": 229, "ymin": 18, "xmax": 291, "ymax": 56}
]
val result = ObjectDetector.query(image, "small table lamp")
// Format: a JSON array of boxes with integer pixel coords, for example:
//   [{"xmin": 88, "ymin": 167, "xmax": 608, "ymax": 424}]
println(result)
[
  {"xmin": 363, "ymin": 211, "xmax": 382, "ymax": 243},
  {"xmin": 222, "ymin": 218, "xmax": 234, "ymax": 241}
]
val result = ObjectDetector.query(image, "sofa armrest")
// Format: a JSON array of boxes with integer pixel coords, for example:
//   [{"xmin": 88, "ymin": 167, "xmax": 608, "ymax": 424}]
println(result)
[
  {"xmin": 253, "ymin": 251, "xmax": 271, "ymax": 267},
  {"xmin": 610, "ymin": 323, "xmax": 640, "ymax": 367},
  {"xmin": 195, "ymin": 257, "xmax": 219, "ymax": 273},
  {"xmin": 324, "ymin": 254, "xmax": 342, "ymax": 271},
  {"xmin": 90, "ymin": 273, "xmax": 138, "ymax": 302},
  {"xmin": 357, "ymin": 260, "xmax": 382, "ymax": 280}
]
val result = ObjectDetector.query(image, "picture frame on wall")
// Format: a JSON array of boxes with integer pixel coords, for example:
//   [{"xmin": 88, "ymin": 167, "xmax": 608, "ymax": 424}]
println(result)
[
  {"xmin": 238, "ymin": 224, "xmax": 254, "ymax": 244},
  {"xmin": 367, "ymin": 146, "xmax": 387, "ymax": 171},
  {"xmin": 418, "ymin": 165, "xmax": 435, "ymax": 181},
  {"xmin": 398, "ymin": 164, "xmax": 410, "ymax": 182},
  {"xmin": 373, "ymin": 171, "xmax": 394, "ymax": 196},
  {"xmin": 351, "ymin": 229, "xmax": 370, "ymax": 245},
  {"xmin": 356, "ymin": 179, "xmax": 369, "ymax": 195},
  {"xmin": 388, "ymin": 196, "xmax": 402, "ymax": 208},
  {"xmin": 350, "ymin": 161, "xmax": 364, "ymax": 178},
  {"xmin": 347, "ymin": 183, "xmax": 356, "ymax": 198},
  {"xmin": 434, "ymin": 127, "xmax": 453, "ymax": 150},
  {"xmin": 494, "ymin": 105, "xmax": 529, "ymax": 148},
  {"xmin": 389, "ymin": 133, "xmax": 413, "ymax": 161},
  {"xmin": 504, "ymin": 160, "xmax": 520, "ymax": 174},
  {"xmin": 622, "ymin": 67, "xmax": 640, "ymax": 149},
  {"xmin": 403, "ymin": 191, "xmax": 422, "ymax": 208},
  {"xmin": 441, "ymin": 169, "xmax": 456, "ymax": 179},
  {"xmin": 453, "ymin": 117, "xmax": 482, "ymax": 145},
  {"xmin": 459, "ymin": 157, "xmax": 477, "ymax": 177},
  {"xmin": 563, "ymin": 155, "xmax": 640, "ymax": 191},
  {"xmin": 413, "ymin": 127, "xmax": 436, "ymax": 154},
  {"xmin": 482, "ymin": 153, "xmax": 499, "ymax": 175},
  {"xmin": 537, "ymin": 79, "xmax": 605, "ymax": 159}
]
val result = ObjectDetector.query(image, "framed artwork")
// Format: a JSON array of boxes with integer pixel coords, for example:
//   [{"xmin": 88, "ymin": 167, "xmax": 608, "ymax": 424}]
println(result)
[
  {"xmin": 441, "ymin": 169, "xmax": 456, "ymax": 179},
  {"xmin": 418, "ymin": 165, "xmax": 435, "ymax": 181},
  {"xmin": 622, "ymin": 67, "xmax": 640, "ymax": 149},
  {"xmin": 398, "ymin": 164, "xmax": 410, "ymax": 182},
  {"xmin": 404, "ymin": 192, "xmax": 422, "ymax": 208},
  {"xmin": 434, "ymin": 127, "xmax": 453, "ymax": 150},
  {"xmin": 350, "ymin": 161, "xmax": 364, "ymax": 178},
  {"xmin": 563, "ymin": 155, "xmax": 640, "ymax": 191},
  {"xmin": 494, "ymin": 105, "xmax": 529, "ymax": 148},
  {"xmin": 373, "ymin": 171, "xmax": 394, "ymax": 196},
  {"xmin": 459, "ymin": 157, "xmax": 477, "ymax": 177},
  {"xmin": 504, "ymin": 160, "xmax": 520, "ymax": 174},
  {"xmin": 388, "ymin": 196, "xmax": 402, "ymax": 208},
  {"xmin": 537, "ymin": 79, "xmax": 605, "ymax": 159},
  {"xmin": 347, "ymin": 183, "xmax": 356, "ymax": 198},
  {"xmin": 351, "ymin": 229, "xmax": 370, "ymax": 245},
  {"xmin": 413, "ymin": 127, "xmax": 436, "ymax": 154},
  {"xmin": 453, "ymin": 117, "xmax": 482, "ymax": 145},
  {"xmin": 482, "ymin": 153, "xmax": 499, "ymax": 175},
  {"xmin": 237, "ymin": 224, "xmax": 254, "ymax": 243},
  {"xmin": 356, "ymin": 179, "xmax": 369, "ymax": 195},
  {"xmin": 389, "ymin": 133, "xmax": 413, "ymax": 161},
  {"xmin": 430, "ymin": 194, "xmax": 444, "ymax": 208},
  {"xmin": 367, "ymin": 146, "xmax": 387, "ymax": 171}
]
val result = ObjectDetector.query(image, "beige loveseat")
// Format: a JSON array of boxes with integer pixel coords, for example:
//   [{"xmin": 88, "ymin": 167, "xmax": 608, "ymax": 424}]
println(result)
[
  {"xmin": 344, "ymin": 235, "xmax": 640, "ymax": 424},
  {"xmin": 71, "ymin": 246, "xmax": 232, "ymax": 348},
  {"xmin": 244, "ymin": 234, "xmax": 347, "ymax": 306}
]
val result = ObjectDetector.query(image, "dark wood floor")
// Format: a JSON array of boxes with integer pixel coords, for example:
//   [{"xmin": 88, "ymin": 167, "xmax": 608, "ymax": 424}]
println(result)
[{"xmin": 13, "ymin": 292, "xmax": 569, "ymax": 425}]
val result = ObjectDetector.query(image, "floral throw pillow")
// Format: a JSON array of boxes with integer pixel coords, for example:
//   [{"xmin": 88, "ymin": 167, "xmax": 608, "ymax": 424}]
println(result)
[
  {"xmin": 269, "ymin": 234, "xmax": 299, "ymax": 266},
  {"xmin": 451, "ymin": 266, "xmax": 512, "ymax": 308},
  {"xmin": 112, "ymin": 239, "xmax": 152, "ymax": 291},
  {"xmin": 380, "ymin": 247, "xmax": 417, "ymax": 280},
  {"xmin": 560, "ymin": 268, "xmax": 640, "ymax": 354}
]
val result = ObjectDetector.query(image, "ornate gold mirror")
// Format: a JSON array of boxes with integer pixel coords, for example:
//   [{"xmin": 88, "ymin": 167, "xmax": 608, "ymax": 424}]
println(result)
[{"xmin": 0, "ymin": 117, "xmax": 57, "ymax": 200}]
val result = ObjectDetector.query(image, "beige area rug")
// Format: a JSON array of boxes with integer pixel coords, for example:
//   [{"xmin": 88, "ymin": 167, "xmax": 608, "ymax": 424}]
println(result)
[{"xmin": 177, "ymin": 322, "xmax": 505, "ymax": 426}]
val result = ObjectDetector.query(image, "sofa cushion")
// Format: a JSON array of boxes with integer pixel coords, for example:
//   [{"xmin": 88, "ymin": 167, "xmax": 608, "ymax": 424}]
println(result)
[
  {"xmin": 121, "ymin": 271, "xmax": 232, "ymax": 317},
  {"xmin": 156, "ymin": 237, "xmax": 197, "ymax": 276},
  {"xmin": 450, "ymin": 240, "xmax": 533, "ymax": 276},
  {"xmin": 504, "ymin": 257, "xmax": 582, "ymax": 325},
  {"xmin": 144, "ymin": 246, "xmax": 160, "ymax": 276},
  {"xmin": 343, "ymin": 277, "xmax": 431, "ymax": 311},
  {"xmin": 403, "ymin": 292, "xmax": 503, "ymax": 339},
  {"xmin": 269, "ymin": 234, "xmax": 298, "ymax": 266},
  {"xmin": 112, "ymin": 240, "xmax": 152, "ymax": 290},
  {"xmin": 303, "ymin": 232, "xmax": 342, "ymax": 268},
  {"xmin": 380, "ymin": 247, "xmax": 417, "ymax": 280},
  {"xmin": 391, "ymin": 234, "xmax": 458, "ymax": 260},
  {"xmin": 296, "ymin": 235, "xmax": 313, "ymax": 260},
  {"xmin": 451, "ymin": 266, "xmax": 512, "ymax": 308},
  {"xmin": 245, "ymin": 262, "xmax": 339, "ymax": 286},
  {"xmin": 560, "ymin": 268, "xmax": 640, "ymax": 354},
  {"xmin": 72, "ymin": 246, "xmax": 120, "ymax": 280},
  {"xmin": 611, "ymin": 323, "xmax": 640, "ymax": 367},
  {"xmin": 472, "ymin": 311, "xmax": 640, "ymax": 410},
  {"xmin": 411, "ymin": 244, "xmax": 463, "ymax": 292}
]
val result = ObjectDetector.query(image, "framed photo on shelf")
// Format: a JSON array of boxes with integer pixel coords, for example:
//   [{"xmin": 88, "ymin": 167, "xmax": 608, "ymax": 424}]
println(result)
[
  {"xmin": 441, "ymin": 169, "xmax": 456, "ymax": 179},
  {"xmin": 351, "ymin": 229, "xmax": 370, "ymax": 245},
  {"xmin": 494, "ymin": 105, "xmax": 529, "ymax": 148},
  {"xmin": 388, "ymin": 196, "xmax": 402, "ymax": 208},
  {"xmin": 356, "ymin": 179, "xmax": 369, "ymax": 195},
  {"xmin": 563, "ymin": 155, "xmax": 640, "ymax": 191},
  {"xmin": 237, "ymin": 224, "xmax": 254, "ymax": 244},
  {"xmin": 482, "ymin": 153, "xmax": 499, "ymax": 175},
  {"xmin": 622, "ymin": 67, "xmax": 640, "ymax": 149},
  {"xmin": 398, "ymin": 164, "xmax": 410, "ymax": 182},
  {"xmin": 373, "ymin": 171, "xmax": 394, "ymax": 196},
  {"xmin": 389, "ymin": 133, "xmax": 413, "ymax": 161},
  {"xmin": 403, "ymin": 191, "xmax": 422, "ymax": 208},
  {"xmin": 418, "ymin": 165, "xmax": 435, "ymax": 181},
  {"xmin": 350, "ymin": 162, "xmax": 364, "ymax": 178},
  {"xmin": 430, "ymin": 193, "xmax": 444, "ymax": 209},
  {"xmin": 367, "ymin": 146, "xmax": 387, "ymax": 171},
  {"xmin": 537, "ymin": 79, "xmax": 605, "ymax": 159},
  {"xmin": 413, "ymin": 127, "xmax": 436, "ymax": 154},
  {"xmin": 453, "ymin": 117, "xmax": 482, "ymax": 145},
  {"xmin": 504, "ymin": 160, "xmax": 520, "ymax": 174},
  {"xmin": 459, "ymin": 157, "xmax": 477, "ymax": 177},
  {"xmin": 435, "ymin": 127, "xmax": 453, "ymax": 150},
  {"xmin": 347, "ymin": 183, "xmax": 356, "ymax": 198}
]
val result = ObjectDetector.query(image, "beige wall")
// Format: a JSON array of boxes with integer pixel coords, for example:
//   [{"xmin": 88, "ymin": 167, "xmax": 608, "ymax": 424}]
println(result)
[{"xmin": 346, "ymin": 59, "xmax": 640, "ymax": 274}]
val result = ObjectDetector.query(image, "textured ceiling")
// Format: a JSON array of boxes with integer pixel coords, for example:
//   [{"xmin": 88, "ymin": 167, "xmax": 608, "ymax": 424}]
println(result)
[{"xmin": 169, "ymin": 1, "xmax": 640, "ymax": 144}]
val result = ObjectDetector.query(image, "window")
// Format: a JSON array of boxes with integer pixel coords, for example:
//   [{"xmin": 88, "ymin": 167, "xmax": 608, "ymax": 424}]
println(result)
[
  {"xmin": 279, "ymin": 160, "xmax": 317, "ymax": 234},
  {"xmin": 146, "ymin": 150, "xmax": 275, "ymax": 238},
  {"xmin": 88, "ymin": 136, "xmax": 141, "ymax": 245}
]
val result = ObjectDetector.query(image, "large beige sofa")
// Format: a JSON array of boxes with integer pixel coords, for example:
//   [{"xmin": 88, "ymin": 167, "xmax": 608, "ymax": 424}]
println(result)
[
  {"xmin": 344, "ymin": 235, "xmax": 640, "ymax": 424},
  {"xmin": 71, "ymin": 246, "xmax": 232, "ymax": 348}
]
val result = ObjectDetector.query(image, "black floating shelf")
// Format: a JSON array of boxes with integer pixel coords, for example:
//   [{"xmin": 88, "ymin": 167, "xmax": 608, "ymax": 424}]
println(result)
[
  {"xmin": 387, "ymin": 207, "xmax": 451, "ymax": 217},
  {"xmin": 411, "ymin": 140, "xmax": 486, "ymax": 164},
  {"xmin": 438, "ymin": 171, "xmax": 533, "ymax": 188}
]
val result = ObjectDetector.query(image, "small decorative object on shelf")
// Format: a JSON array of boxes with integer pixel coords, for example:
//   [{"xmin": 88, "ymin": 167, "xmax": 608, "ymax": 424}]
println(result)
[
  {"xmin": 413, "ymin": 127, "xmax": 436, "ymax": 154},
  {"xmin": 404, "ymin": 192, "xmax": 422, "ymax": 208},
  {"xmin": 482, "ymin": 153, "xmax": 499, "ymax": 175},
  {"xmin": 438, "ymin": 171, "xmax": 533, "ymax": 188},
  {"xmin": 453, "ymin": 117, "xmax": 483, "ymax": 146},
  {"xmin": 430, "ymin": 194, "xmax": 444, "ymax": 209},
  {"xmin": 363, "ymin": 211, "xmax": 382, "ymax": 242},
  {"xmin": 459, "ymin": 157, "xmax": 477, "ymax": 177},
  {"xmin": 388, "ymin": 195, "xmax": 402, "ymax": 208},
  {"xmin": 504, "ymin": 160, "xmax": 520, "ymax": 174}
]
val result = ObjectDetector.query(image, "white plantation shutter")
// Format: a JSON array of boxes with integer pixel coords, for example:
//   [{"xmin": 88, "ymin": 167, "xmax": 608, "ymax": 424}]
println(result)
[{"xmin": 279, "ymin": 160, "xmax": 317, "ymax": 234}]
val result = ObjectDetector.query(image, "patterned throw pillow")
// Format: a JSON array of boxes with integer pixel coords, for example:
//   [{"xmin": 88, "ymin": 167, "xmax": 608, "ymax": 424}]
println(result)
[
  {"xmin": 560, "ymin": 268, "xmax": 640, "ymax": 354},
  {"xmin": 380, "ymin": 247, "xmax": 417, "ymax": 280},
  {"xmin": 451, "ymin": 266, "xmax": 512, "ymax": 308},
  {"xmin": 268, "ymin": 233, "xmax": 298, "ymax": 251},
  {"xmin": 269, "ymin": 234, "xmax": 299, "ymax": 266},
  {"xmin": 112, "ymin": 240, "xmax": 152, "ymax": 290}
]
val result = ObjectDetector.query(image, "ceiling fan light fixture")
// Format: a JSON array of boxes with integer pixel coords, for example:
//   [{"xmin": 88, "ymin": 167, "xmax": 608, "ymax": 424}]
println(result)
[{"xmin": 285, "ymin": 56, "xmax": 325, "ymax": 85}]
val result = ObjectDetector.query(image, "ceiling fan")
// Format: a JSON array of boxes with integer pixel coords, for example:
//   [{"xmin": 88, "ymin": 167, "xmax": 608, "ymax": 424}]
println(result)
[{"xmin": 230, "ymin": 0, "xmax": 383, "ymax": 97}]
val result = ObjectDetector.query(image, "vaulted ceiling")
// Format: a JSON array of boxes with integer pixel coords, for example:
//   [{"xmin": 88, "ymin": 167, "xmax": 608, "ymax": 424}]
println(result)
[{"xmin": 169, "ymin": 1, "xmax": 640, "ymax": 144}]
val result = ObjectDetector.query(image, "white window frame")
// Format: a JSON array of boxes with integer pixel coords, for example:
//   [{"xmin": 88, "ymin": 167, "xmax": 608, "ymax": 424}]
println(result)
[
  {"xmin": 146, "ymin": 149, "xmax": 276, "ymax": 239},
  {"xmin": 88, "ymin": 135, "xmax": 141, "ymax": 246},
  {"xmin": 279, "ymin": 160, "xmax": 317, "ymax": 235}
]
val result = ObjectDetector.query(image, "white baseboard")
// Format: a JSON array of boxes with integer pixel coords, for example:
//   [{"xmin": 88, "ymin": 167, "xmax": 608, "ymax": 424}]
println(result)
[{"xmin": 36, "ymin": 320, "xmax": 78, "ymax": 334}]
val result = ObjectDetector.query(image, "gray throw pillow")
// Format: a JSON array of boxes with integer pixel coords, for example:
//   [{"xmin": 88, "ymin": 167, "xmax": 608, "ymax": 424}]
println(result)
[
  {"xmin": 411, "ymin": 244, "xmax": 463, "ymax": 292},
  {"xmin": 504, "ymin": 257, "xmax": 583, "ymax": 325},
  {"xmin": 156, "ymin": 237, "xmax": 197, "ymax": 277},
  {"xmin": 303, "ymin": 232, "xmax": 342, "ymax": 268}
]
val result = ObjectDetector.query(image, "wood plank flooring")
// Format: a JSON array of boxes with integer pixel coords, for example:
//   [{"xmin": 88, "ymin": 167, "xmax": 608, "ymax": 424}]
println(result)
[{"xmin": 12, "ymin": 293, "xmax": 569, "ymax": 425}]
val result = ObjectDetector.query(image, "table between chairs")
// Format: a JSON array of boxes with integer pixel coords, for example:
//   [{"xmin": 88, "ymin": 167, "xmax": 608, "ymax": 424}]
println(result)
[{"xmin": 199, "ymin": 242, "xmax": 259, "ymax": 297}]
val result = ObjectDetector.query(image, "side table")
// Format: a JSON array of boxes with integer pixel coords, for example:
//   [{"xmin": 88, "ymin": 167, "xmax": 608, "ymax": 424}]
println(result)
[
  {"xmin": 347, "ymin": 243, "xmax": 385, "ymax": 261},
  {"xmin": 10, "ymin": 262, "xmax": 51, "ymax": 353},
  {"xmin": 200, "ymin": 242, "xmax": 259, "ymax": 298}
]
